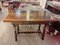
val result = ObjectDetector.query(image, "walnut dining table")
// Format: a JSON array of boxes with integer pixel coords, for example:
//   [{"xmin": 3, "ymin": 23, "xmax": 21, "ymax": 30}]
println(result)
[{"xmin": 3, "ymin": 9, "xmax": 57, "ymax": 41}]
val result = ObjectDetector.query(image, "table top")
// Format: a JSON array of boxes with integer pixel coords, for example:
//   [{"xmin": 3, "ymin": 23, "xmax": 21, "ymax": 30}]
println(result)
[{"xmin": 4, "ymin": 8, "xmax": 57, "ymax": 24}]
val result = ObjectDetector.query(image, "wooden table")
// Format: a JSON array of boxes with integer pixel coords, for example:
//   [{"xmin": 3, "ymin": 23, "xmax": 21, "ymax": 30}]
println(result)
[{"xmin": 4, "ymin": 9, "xmax": 57, "ymax": 41}]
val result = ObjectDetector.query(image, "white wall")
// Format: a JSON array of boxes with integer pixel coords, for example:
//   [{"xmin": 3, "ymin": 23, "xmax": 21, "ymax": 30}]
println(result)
[{"xmin": 40, "ymin": 0, "xmax": 47, "ymax": 9}]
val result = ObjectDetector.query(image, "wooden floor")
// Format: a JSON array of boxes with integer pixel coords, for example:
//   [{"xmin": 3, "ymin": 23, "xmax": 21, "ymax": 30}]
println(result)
[{"xmin": 0, "ymin": 21, "xmax": 60, "ymax": 45}]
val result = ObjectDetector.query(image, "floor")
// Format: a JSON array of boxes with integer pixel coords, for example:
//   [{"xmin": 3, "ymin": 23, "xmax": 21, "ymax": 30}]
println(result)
[{"xmin": 0, "ymin": 21, "xmax": 60, "ymax": 45}]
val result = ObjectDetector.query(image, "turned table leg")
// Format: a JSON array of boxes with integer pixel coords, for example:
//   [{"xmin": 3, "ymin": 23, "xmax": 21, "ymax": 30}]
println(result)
[
  {"xmin": 42, "ymin": 24, "xmax": 46, "ymax": 40},
  {"xmin": 13, "ymin": 24, "xmax": 18, "ymax": 41},
  {"xmin": 38, "ymin": 25, "xmax": 41, "ymax": 32},
  {"xmin": 16, "ymin": 25, "xmax": 19, "ymax": 34}
]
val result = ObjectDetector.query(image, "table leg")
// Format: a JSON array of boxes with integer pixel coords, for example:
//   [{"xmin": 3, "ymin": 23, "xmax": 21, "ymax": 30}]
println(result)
[
  {"xmin": 42, "ymin": 24, "xmax": 46, "ymax": 40},
  {"xmin": 38, "ymin": 25, "xmax": 41, "ymax": 32},
  {"xmin": 14, "ymin": 30, "xmax": 17, "ymax": 41},
  {"xmin": 14, "ymin": 25, "xmax": 18, "ymax": 41},
  {"xmin": 16, "ymin": 25, "xmax": 19, "ymax": 34}
]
